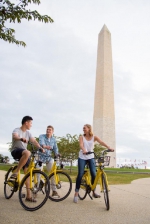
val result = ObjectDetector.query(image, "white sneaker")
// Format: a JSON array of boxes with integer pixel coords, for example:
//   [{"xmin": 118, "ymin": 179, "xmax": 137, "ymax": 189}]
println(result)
[{"xmin": 73, "ymin": 196, "xmax": 78, "ymax": 203}]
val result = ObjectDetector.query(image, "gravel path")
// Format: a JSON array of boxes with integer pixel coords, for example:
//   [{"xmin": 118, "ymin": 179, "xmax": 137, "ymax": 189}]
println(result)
[{"xmin": 0, "ymin": 170, "xmax": 150, "ymax": 224}]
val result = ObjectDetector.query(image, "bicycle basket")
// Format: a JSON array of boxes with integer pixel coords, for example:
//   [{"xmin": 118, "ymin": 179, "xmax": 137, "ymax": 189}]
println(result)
[
  {"xmin": 98, "ymin": 156, "xmax": 110, "ymax": 166},
  {"xmin": 36, "ymin": 151, "xmax": 51, "ymax": 164}
]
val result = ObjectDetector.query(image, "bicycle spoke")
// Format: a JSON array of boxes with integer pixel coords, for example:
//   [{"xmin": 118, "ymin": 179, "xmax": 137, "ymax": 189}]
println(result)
[
  {"xmin": 49, "ymin": 171, "xmax": 72, "ymax": 202},
  {"xmin": 19, "ymin": 170, "xmax": 50, "ymax": 211},
  {"xmin": 78, "ymin": 175, "xmax": 87, "ymax": 200},
  {"xmin": 4, "ymin": 166, "xmax": 18, "ymax": 199},
  {"xmin": 102, "ymin": 174, "xmax": 109, "ymax": 210}
]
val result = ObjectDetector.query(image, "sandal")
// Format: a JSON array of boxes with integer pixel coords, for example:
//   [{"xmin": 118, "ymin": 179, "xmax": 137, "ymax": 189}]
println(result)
[
  {"xmin": 93, "ymin": 192, "xmax": 101, "ymax": 198},
  {"xmin": 25, "ymin": 197, "xmax": 37, "ymax": 202}
]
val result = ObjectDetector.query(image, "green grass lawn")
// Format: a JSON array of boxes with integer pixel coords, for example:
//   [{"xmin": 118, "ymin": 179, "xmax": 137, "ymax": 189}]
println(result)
[
  {"xmin": 106, "ymin": 172, "xmax": 150, "ymax": 185},
  {"xmin": 65, "ymin": 166, "xmax": 150, "ymax": 173},
  {"xmin": 1, "ymin": 164, "xmax": 150, "ymax": 185},
  {"xmin": 62, "ymin": 167, "xmax": 150, "ymax": 185},
  {"xmin": 0, "ymin": 164, "xmax": 12, "ymax": 171}
]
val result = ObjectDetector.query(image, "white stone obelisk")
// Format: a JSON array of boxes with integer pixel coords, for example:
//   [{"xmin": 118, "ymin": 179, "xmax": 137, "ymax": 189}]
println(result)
[{"xmin": 93, "ymin": 25, "xmax": 116, "ymax": 167}]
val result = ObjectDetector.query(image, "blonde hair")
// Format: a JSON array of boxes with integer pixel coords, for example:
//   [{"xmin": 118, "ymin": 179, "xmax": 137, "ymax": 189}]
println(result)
[{"xmin": 83, "ymin": 124, "xmax": 93, "ymax": 136}]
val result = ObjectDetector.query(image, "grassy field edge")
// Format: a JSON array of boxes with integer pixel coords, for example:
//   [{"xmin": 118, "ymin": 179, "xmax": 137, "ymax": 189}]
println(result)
[{"xmin": 1, "ymin": 164, "xmax": 150, "ymax": 185}]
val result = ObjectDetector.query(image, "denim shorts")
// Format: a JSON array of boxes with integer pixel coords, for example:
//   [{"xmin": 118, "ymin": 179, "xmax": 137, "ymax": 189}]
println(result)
[{"xmin": 11, "ymin": 148, "xmax": 30, "ymax": 170}]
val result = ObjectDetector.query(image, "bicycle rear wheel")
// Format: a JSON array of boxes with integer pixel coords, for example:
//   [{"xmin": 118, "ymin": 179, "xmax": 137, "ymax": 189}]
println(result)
[
  {"xmin": 48, "ymin": 171, "xmax": 72, "ymax": 202},
  {"xmin": 102, "ymin": 174, "xmax": 109, "ymax": 210},
  {"xmin": 19, "ymin": 170, "xmax": 50, "ymax": 211},
  {"xmin": 78, "ymin": 175, "xmax": 87, "ymax": 200},
  {"xmin": 4, "ymin": 166, "xmax": 18, "ymax": 199}
]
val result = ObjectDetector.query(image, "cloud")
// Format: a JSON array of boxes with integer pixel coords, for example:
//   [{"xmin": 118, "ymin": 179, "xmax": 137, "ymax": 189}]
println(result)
[
  {"xmin": 0, "ymin": 18, "xmax": 96, "ymax": 147},
  {"xmin": 0, "ymin": 0, "xmax": 150, "ymax": 165}
]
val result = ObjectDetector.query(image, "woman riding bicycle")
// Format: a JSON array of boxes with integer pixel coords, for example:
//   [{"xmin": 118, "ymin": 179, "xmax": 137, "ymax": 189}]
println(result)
[{"xmin": 74, "ymin": 124, "xmax": 114, "ymax": 203}]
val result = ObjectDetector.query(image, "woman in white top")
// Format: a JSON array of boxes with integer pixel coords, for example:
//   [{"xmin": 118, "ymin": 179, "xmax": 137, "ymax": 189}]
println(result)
[{"xmin": 74, "ymin": 124, "xmax": 114, "ymax": 203}]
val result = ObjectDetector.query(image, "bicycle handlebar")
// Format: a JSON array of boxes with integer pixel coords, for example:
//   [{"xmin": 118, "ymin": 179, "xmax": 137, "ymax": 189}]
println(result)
[
  {"xmin": 38, "ymin": 148, "xmax": 61, "ymax": 160},
  {"xmin": 86, "ymin": 149, "xmax": 114, "ymax": 156}
]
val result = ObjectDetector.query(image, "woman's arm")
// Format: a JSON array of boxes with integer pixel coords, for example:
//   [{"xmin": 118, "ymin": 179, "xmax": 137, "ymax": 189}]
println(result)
[
  {"xmin": 94, "ymin": 136, "xmax": 114, "ymax": 151},
  {"xmin": 79, "ymin": 136, "xmax": 87, "ymax": 154}
]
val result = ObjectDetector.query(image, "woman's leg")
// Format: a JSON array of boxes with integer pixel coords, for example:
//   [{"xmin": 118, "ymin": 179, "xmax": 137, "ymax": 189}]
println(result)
[
  {"xmin": 88, "ymin": 158, "xmax": 96, "ymax": 185},
  {"xmin": 75, "ymin": 158, "xmax": 86, "ymax": 194},
  {"xmin": 88, "ymin": 158, "xmax": 100, "ymax": 198}
]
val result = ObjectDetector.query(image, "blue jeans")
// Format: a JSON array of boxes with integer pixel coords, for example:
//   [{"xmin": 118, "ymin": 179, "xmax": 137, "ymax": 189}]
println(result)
[{"xmin": 75, "ymin": 157, "xmax": 96, "ymax": 192}]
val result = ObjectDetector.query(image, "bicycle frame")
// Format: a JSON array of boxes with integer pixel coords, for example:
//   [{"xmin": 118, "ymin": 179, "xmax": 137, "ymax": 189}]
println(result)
[
  {"xmin": 26, "ymin": 155, "xmax": 41, "ymax": 188},
  {"xmin": 82, "ymin": 164, "xmax": 109, "ymax": 192},
  {"xmin": 10, "ymin": 150, "xmax": 42, "ymax": 190},
  {"xmin": 39, "ymin": 157, "xmax": 62, "ymax": 185},
  {"xmin": 78, "ymin": 149, "xmax": 113, "ymax": 210}
]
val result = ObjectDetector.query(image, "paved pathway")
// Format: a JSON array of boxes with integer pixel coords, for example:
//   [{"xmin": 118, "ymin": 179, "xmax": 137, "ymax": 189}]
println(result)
[{"xmin": 0, "ymin": 170, "xmax": 150, "ymax": 224}]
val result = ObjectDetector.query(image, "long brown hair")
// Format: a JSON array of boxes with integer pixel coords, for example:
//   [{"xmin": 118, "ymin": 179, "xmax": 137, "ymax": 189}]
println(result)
[{"xmin": 83, "ymin": 124, "xmax": 93, "ymax": 136}]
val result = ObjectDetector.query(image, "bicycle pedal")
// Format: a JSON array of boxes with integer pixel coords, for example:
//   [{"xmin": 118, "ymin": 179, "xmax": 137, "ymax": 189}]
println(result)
[
  {"xmin": 6, "ymin": 180, "xmax": 15, "ymax": 187},
  {"xmin": 21, "ymin": 193, "xmax": 26, "ymax": 198}
]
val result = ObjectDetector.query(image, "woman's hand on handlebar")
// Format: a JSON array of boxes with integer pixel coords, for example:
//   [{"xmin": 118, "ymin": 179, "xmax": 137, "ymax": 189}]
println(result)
[
  {"xmin": 82, "ymin": 150, "xmax": 87, "ymax": 154},
  {"xmin": 107, "ymin": 148, "xmax": 114, "ymax": 152}
]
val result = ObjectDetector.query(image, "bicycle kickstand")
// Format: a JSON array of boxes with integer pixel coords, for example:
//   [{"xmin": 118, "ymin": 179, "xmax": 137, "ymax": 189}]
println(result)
[{"xmin": 88, "ymin": 192, "xmax": 93, "ymax": 200}]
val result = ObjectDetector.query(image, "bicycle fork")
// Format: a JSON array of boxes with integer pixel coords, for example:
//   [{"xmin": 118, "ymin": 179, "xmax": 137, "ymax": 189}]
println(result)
[{"xmin": 99, "ymin": 172, "xmax": 109, "ymax": 192}]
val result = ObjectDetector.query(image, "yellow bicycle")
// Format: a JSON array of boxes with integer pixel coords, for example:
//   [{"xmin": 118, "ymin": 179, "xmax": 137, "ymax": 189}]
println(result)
[
  {"xmin": 37, "ymin": 151, "xmax": 72, "ymax": 202},
  {"xmin": 78, "ymin": 149, "xmax": 113, "ymax": 210},
  {"xmin": 4, "ymin": 143, "xmax": 50, "ymax": 211}
]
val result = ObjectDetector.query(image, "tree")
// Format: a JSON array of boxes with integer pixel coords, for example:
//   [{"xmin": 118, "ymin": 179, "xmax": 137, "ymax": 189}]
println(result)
[
  {"xmin": 4, "ymin": 156, "xmax": 10, "ymax": 163},
  {"xmin": 0, "ymin": 0, "xmax": 53, "ymax": 46},
  {"xmin": 27, "ymin": 137, "xmax": 39, "ymax": 150},
  {"xmin": 7, "ymin": 135, "xmax": 106, "ymax": 169},
  {"xmin": 56, "ymin": 134, "xmax": 106, "ymax": 173},
  {"xmin": 7, "ymin": 141, "xmax": 12, "ymax": 151},
  {"xmin": 56, "ymin": 134, "xmax": 80, "ymax": 173},
  {"xmin": 0, "ymin": 153, "xmax": 3, "ymax": 162},
  {"xmin": 93, "ymin": 143, "xmax": 107, "ymax": 155},
  {"xmin": 0, "ymin": 153, "xmax": 10, "ymax": 163}
]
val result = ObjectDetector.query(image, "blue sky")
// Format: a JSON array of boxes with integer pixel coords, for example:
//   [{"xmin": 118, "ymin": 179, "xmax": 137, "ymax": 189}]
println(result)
[{"xmin": 0, "ymin": 0, "xmax": 150, "ymax": 167}]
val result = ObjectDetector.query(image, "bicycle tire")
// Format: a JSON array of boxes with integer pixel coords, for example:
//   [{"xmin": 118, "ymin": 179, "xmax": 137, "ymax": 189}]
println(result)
[
  {"xmin": 48, "ymin": 171, "xmax": 72, "ymax": 202},
  {"xmin": 4, "ymin": 166, "xmax": 18, "ymax": 199},
  {"xmin": 102, "ymin": 174, "xmax": 109, "ymax": 210},
  {"xmin": 78, "ymin": 175, "xmax": 87, "ymax": 200},
  {"xmin": 19, "ymin": 170, "xmax": 50, "ymax": 211}
]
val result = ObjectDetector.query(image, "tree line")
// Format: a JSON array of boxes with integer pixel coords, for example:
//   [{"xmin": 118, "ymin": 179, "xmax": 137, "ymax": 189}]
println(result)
[
  {"xmin": 0, "ymin": 154, "xmax": 9, "ymax": 163},
  {"xmin": 8, "ymin": 134, "xmax": 106, "ymax": 171}
]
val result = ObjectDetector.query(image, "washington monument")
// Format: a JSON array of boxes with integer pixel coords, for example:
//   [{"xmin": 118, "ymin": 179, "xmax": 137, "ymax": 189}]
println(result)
[{"xmin": 93, "ymin": 25, "xmax": 116, "ymax": 167}]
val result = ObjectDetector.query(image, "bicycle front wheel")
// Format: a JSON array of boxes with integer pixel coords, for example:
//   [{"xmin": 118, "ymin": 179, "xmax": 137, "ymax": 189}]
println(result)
[
  {"xmin": 102, "ymin": 174, "xmax": 109, "ymax": 210},
  {"xmin": 4, "ymin": 166, "xmax": 18, "ymax": 199},
  {"xmin": 49, "ymin": 171, "xmax": 72, "ymax": 202},
  {"xmin": 78, "ymin": 175, "xmax": 87, "ymax": 200},
  {"xmin": 19, "ymin": 170, "xmax": 50, "ymax": 211}
]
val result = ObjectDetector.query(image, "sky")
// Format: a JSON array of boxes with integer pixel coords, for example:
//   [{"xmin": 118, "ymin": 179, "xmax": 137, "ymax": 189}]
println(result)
[{"xmin": 0, "ymin": 0, "xmax": 150, "ymax": 167}]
